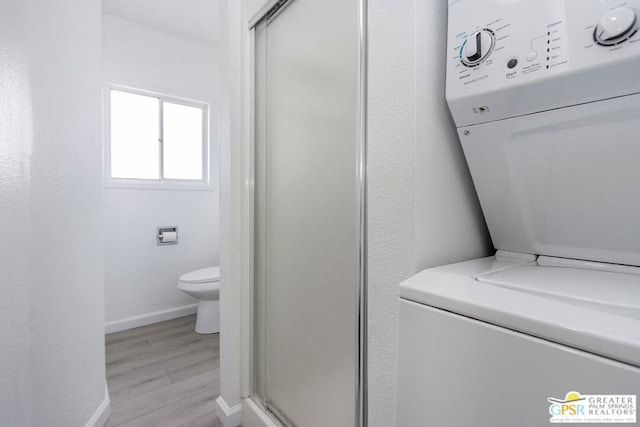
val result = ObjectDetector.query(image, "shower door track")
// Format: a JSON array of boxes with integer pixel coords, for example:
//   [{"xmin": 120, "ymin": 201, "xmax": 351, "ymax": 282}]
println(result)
[{"xmin": 265, "ymin": 399, "xmax": 296, "ymax": 427}]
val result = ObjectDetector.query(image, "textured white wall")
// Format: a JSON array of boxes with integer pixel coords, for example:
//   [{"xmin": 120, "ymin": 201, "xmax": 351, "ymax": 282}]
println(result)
[
  {"xmin": 367, "ymin": 1, "xmax": 491, "ymax": 426},
  {"xmin": 0, "ymin": 0, "xmax": 106, "ymax": 425},
  {"xmin": 367, "ymin": 1, "xmax": 417, "ymax": 425},
  {"xmin": 0, "ymin": 1, "xmax": 33, "ymax": 424},
  {"xmin": 103, "ymin": 14, "xmax": 220, "ymax": 323},
  {"xmin": 414, "ymin": 1, "xmax": 491, "ymax": 271},
  {"xmin": 28, "ymin": 0, "xmax": 106, "ymax": 424},
  {"xmin": 218, "ymin": 0, "xmax": 268, "ymax": 412},
  {"xmin": 218, "ymin": 0, "xmax": 247, "ymax": 411}
]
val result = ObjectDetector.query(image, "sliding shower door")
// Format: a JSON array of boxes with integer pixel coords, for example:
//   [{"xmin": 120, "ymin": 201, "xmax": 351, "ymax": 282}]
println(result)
[{"xmin": 252, "ymin": 0, "xmax": 365, "ymax": 426}]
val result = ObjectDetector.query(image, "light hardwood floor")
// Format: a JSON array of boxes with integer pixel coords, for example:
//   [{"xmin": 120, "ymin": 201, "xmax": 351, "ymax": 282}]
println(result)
[{"xmin": 105, "ymin": 315, "xmax": 222, "ymax": 427}]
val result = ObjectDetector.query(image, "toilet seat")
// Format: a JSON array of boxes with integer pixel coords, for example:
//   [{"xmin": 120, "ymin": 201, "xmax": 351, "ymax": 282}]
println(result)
[
  {"xmin": 177, "ymin": 266, "xmax": 220, "ymax": 300},
  {"xmin": 178, "ymin": 266, "xmax": 220, "ymax": 284}
]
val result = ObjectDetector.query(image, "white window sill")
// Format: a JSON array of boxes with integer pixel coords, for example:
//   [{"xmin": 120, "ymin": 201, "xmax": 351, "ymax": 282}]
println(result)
[{"xmin": 104, "ymin": 178, "xmax": 216, "ymax": 191}]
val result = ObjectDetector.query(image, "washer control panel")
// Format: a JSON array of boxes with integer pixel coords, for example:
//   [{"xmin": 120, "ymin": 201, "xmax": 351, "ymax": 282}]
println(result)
[
  {"xmin": 460, "ymin": 29, "xmax": 496, "ymax": 67},
  {"xmin": 446, "ymin": 0, "xmax": 640, "ymax": 126},
  {"xmin": 594, "ymin": 7, "xmax": 638, "ymax": 45}
]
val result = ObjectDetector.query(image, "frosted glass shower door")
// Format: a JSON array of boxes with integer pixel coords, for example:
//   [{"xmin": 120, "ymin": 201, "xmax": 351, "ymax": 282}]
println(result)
[{"xmin": 253, "ymin": 0, "xmax": 363, "ymax": 426}]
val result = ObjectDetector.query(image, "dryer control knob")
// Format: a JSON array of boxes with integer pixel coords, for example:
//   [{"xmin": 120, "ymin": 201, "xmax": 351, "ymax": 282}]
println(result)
[
  {"xmin": 594, "ymin": 7, "xmax": 637, "ymax": 46},
  {"xmin": 461, "ymin": 29, "xmax": 495, "ymax": 67}
]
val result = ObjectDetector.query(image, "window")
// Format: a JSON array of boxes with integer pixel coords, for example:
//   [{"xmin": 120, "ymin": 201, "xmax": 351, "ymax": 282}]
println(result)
[{"xmin": 106, "ymin": 87, "xmax": 209, "ymax": 188}]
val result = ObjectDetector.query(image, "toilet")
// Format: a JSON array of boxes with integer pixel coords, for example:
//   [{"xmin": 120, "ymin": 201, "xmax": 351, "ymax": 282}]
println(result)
[{"xmin": 177, "ymin": 266, "xmax": 220, "ymax": 334}]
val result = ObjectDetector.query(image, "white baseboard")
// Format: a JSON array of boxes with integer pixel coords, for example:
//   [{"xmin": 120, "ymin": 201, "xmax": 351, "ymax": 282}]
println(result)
[
  {"xmin": 85, "ymin": 383, "xmax": 110, "ymax": 427},
  {"xmin": 242, "ymin": 398, "xmax": 282, "ymax": 427},
  {"xmin": 216, "ymin": 395, "xmax": 242, "ymax": 427},
  {"xmin": 105, "ymin": 304, "xmax": 198, "ymax": 334}
]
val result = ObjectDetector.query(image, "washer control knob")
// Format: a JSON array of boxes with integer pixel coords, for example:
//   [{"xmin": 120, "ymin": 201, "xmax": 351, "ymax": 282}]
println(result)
[
  {"xmin": 594, "ymin": 7, "xmax": 637, "ymax": 46},
  {"xmin": 461, "ymin": 29, "xmax": 495, "ymax": 67}
]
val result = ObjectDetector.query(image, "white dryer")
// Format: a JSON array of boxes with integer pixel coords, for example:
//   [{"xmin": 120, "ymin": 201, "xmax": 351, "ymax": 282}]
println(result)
[{"xmin": 397, "ymin": 1, "xmax": 640, "ymax": 425}]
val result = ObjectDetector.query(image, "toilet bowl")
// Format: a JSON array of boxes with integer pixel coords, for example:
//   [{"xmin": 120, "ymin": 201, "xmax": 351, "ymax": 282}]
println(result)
[{"xmin": 177, "ymin": 266, "xmax": 220, "ymax": 334}]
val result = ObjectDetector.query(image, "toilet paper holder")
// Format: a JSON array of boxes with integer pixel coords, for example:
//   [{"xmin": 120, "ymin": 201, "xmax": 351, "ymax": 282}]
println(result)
[{"xmin": 157, "ymin": 226, "xmax": 178, "ymax": 246}]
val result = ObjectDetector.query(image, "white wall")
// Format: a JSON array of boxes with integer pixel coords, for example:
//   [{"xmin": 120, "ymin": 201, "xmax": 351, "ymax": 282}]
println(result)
[
  {"xmin": 218, "ymin": 0, "xmax": 269, "ymax": 418},
  {"xmin": 0, "ymin": 1, "xmax": 33, "ymax": 423},
  {"xmin": 367, "ymin": 1, "xmax": 492, "ymax": 426},
  {"xmin": 1, "ymin": 0, "xmax": 107, "ymax": 425},
  {"xmin": 218, "ymin": 0, "xmax": 247, "ymax": 415},
  {"xmin": 102, "ymin": 14, "xmax": 220, "ymax": 325},
  {"xmin": 413, "ymin": 2, "xmax": 490, "ymax": 270}
]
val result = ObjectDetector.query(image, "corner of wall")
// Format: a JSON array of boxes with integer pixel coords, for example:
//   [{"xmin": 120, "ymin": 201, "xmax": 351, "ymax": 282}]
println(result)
[
  {"xmin": 85, "ymin": 383, "xmax": 110, "ymax": 427},
  {"xmin": 216, "ymin": 395, "xmax": 243, "ymax": 427},
  {"xmin": 218, "ymin": 0, "xmax": 246, "ymax": 415}
]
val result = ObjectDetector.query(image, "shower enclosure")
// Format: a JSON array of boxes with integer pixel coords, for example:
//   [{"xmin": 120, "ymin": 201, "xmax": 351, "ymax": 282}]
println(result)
[{"xmin": 250, "ymin": 0, "xmax": 366, "ymax": 425}]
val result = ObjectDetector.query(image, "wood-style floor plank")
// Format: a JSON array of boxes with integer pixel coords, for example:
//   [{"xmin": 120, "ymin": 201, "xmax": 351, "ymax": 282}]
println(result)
[
  {"xmin": 109, "ymin": 368, "xmax": 173, "ymax": 404},
  {"xmin": 191, "ymin": 411, "xmax": 224, "ymax": 427},
  {"xmin": 106, "ymin": 316, "xmax": 195, "ymax": 346},
  {"xmin": 116, "ymin": 389, "xmax": 215, "ymax": 427},
  {"xmin": 166, "ymin": 354, "xmax": 219, "ymax": 384},
  {"xmin": 107, "ymin": 371, "xmax": 218, "ymax": 426},
  {"xmin": 105, "ymin": 315, "xmax": 220, "ymax": 427}
]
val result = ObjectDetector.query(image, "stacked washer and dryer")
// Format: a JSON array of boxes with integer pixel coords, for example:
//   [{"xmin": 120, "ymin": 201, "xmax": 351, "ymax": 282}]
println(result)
[{"xmin": 397, "ymin": 1, "xmax": 640, "ymax": 425}]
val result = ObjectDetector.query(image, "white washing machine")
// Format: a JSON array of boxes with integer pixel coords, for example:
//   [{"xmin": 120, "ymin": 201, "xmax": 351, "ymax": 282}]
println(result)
[{"xmin": 397, "ymin": 1, "xmax": 640, "ymax": 425}]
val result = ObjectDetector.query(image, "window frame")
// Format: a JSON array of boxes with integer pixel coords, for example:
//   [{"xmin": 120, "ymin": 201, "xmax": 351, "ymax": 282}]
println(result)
[{"xmin": 104, "ymin": 84, "xmax": 213, "ymax": 191}]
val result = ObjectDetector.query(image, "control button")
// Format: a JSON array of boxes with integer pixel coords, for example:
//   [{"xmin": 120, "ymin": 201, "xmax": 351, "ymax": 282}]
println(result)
[
  {"xmin": 460, "ymin": 29, "xmax": 495, "ymax": 67},
  {"xmin": 594, "ymin": 7, "xmax": 637, "ymax": 46},
  {"xmin": 526, "ymin": 51, "xmax": 538, "ymax": 61},
  {"xmin": 507, "ymin": 58, "xmax": 518, "ymax": 69}
]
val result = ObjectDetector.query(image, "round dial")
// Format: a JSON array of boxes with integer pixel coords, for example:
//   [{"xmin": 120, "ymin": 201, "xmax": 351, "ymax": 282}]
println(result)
[
  {"xmin": 594, "ymin": 7, "xmax": 638, "ymax": 46},
  {"xmin": 461, "ymin": 29, "xmax": 495, "ymax": 67}
]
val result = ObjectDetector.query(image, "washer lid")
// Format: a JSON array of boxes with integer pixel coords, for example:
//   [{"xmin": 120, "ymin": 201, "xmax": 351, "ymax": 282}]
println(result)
[
  {"xmin": 460, "ymin": 94, "xmax": 640, "ymax": 266},
  {"xmin": 477, "ymin": 261, "xmax": 640, "ymax": 320},
  {"xmin": 179, "ymin": 266, "xmax": 220, "ymax": 284}
]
